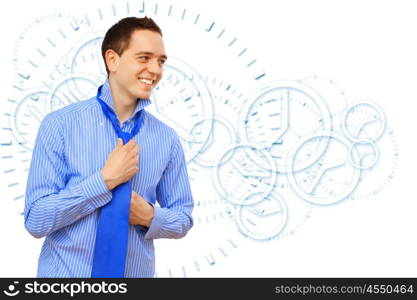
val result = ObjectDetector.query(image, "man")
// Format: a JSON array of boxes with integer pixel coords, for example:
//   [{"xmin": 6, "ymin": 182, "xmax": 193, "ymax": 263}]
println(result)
[{"xmin": 24, "ymin": 17, "xmax": 194, "ymax": 277}]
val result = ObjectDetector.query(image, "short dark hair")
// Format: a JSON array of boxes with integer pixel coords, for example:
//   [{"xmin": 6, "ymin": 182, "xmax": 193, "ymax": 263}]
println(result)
[{"xmin": 101, "ymin": 16, "xmax": 162, "ymax": 74}]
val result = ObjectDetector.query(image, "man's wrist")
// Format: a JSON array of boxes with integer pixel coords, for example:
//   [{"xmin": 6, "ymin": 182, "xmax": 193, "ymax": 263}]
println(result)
[
  {"xmin": 101, "ymin": 169, "xmax": 118, "ymax": 190},
  {"xmin": 143, "ymin": 206, "xmax": 154, "ymax": 227}
]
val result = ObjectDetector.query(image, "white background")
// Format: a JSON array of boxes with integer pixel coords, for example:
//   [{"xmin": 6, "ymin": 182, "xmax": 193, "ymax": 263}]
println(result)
[{"xmin": 0, "ymin": 0, "xmax": 416, "ymax": 277}]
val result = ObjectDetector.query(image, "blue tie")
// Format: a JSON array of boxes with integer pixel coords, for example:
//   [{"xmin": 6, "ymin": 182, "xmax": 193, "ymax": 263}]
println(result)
[{"xmin": 91, "ymin": 85, "xmax": 145, "ymax": 278}]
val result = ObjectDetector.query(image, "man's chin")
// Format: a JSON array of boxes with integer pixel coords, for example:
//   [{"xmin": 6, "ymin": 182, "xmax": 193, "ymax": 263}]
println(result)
[{"xmin": 134, "ymin": 90, "xmax": 152, "ymax": 100}]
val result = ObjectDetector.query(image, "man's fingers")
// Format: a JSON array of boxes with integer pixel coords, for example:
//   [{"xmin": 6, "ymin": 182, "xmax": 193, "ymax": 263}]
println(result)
[
  {"xmin": 132, "ymin": 144, "xmax": 140, "ymax": 155},
  {"xmin": 131, "ymin": 191, "xmax": 139, "ymax": 200},
  {"xmin": 124, "ymin": 139, "xmax": 137, "ymax": 151},
  {"xmin": 127, "ymin": 165, "xmax": 139, "ymax": 174},
  {"xmin": 128, "ymin": 144, "xmax": 140, "ymax": 159}
]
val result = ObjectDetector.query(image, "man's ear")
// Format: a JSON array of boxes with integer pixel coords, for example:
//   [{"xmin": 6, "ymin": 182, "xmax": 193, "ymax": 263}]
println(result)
[{"xmin": 105, "ymin": 49, "xmax": 119, "ymax": 73}]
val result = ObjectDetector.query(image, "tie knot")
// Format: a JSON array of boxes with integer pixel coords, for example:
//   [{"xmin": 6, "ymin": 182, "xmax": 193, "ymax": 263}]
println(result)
[{"xmin": 120, "ymin": 132, "xmax": 131, "ymax": 144}]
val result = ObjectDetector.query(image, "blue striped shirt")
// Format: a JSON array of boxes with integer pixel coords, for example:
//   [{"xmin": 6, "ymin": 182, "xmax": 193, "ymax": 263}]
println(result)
[{"xmin": 24, "ymin": 80, "xmax": 194, "ymax": 278}]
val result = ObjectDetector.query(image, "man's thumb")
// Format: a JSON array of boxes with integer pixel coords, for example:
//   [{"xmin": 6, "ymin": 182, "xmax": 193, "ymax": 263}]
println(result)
[{"xmin": 116, "ymin": 138, "xmax": 123, "ymax": 148}]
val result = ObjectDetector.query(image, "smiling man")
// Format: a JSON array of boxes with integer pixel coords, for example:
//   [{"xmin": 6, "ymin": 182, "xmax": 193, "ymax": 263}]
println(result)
[{"xmin": 24, "ymin": 17, "xmax": 194, "ymax": 278}]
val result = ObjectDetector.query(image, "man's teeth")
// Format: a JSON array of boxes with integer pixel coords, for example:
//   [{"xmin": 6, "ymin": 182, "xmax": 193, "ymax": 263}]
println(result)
[{"xmin": 139, "ymin": 78, "xmax": 153, "ymax": 85}]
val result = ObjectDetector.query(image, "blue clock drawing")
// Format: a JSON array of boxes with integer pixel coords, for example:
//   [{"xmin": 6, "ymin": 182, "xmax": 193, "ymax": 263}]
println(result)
[{"xmin": 238, "ymin": 80, "xmax": 332, "ymax": 173}]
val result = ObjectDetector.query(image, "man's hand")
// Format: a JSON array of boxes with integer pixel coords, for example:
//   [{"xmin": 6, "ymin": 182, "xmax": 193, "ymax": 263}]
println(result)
[
  {"xmin": 101, "ymin": 138, "xmax": 139, "ymax": 190},
  {"xmin": 129, "ymin": 191, "xmax": 154, "ymax": 227}
]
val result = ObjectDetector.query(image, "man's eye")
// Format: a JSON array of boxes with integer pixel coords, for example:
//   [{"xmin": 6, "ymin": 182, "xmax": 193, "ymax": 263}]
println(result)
[
  {"xmin": 138, "ymin": 56, "xmax": 149, "ymax": 61},
  {"xmin": 160, "ymin": 60, "xmax": 166, "ymax": 65}
]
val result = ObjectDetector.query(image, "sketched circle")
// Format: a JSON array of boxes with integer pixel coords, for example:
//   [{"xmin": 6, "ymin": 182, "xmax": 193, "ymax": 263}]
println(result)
[
  {"xmin": 235, "ymin": 192, "xmax": 288, "ymax": 240},
  {"xmin": 212, "ymin": 144, "xmax": 277, "ymax": 206},
  {"xmin": 238, "ymin": 80, "xmax": 332, "ymax": 173},
  {"xmin": 287, "ymin": 132, "xmax": 361, "ymax": 205},
  {"xmin": 341, "ymin": 100, "xmax": 386, "ymax": 143},
  {"xmin": 348, "ymin": 139, "xmax": 379, "ymax": 170}
]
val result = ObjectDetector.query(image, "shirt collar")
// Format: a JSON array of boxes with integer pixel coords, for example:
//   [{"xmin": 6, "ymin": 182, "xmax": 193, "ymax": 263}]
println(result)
[{"xmin": 98, "ymin": 79, "xmax": 151, "ymax": 121}]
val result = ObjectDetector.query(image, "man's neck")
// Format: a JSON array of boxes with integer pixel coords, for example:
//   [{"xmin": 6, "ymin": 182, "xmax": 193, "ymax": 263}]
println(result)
[{"xmin": 108, "ymin": 77, "xmax": 137, "ymax": 124}]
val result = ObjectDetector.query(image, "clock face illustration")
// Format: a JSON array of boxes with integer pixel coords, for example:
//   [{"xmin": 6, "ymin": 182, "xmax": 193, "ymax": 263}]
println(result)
[
  {"xmin": 188, "ymin": 116, "xmax": 236, "ymax": 167},
  {"xmin": 336, "ymin": 101, "xmax": 397, "ymax": 201},
  {"xmin": 287, "ymin": 132, "xmax": 361, "ymax": 205},
  {"xmin": 341, "ymin": 100, "xmax": 386, "ymax": 143},
  {"xmin": 235, "ymin": 191, "xmax": 288, "ymax": 240},
  {"xmin": 239, "ymin": 80, "xmax": 332, "ymax": 173},
  {"xmin": 347, "ymin": 139, "xmax": 379, "ymax": 170},
  {"xmin": 212, "ymin": 144, "xmax": 277, "ymax": 206}
]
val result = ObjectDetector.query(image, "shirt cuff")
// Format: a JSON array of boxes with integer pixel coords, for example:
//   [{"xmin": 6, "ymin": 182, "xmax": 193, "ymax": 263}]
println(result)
[
  {"xmin": 80, "ymin": 170, "xmax": 112, "ymax": 208},
  {"xmin": 144, "ymin": 206, "xmax": 167, "ymax": 240}
]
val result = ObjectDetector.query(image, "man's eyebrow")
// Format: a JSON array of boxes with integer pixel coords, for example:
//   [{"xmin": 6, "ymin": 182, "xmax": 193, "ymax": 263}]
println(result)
[{"xmin": 135, "ymin": 51, "xmax": 168, "ymax": 60}]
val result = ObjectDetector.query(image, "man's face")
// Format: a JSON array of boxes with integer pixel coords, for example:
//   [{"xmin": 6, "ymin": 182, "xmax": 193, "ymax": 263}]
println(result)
[{"xmin": 108, "ymin": 29, "xmax": 167, "ymax": 100}]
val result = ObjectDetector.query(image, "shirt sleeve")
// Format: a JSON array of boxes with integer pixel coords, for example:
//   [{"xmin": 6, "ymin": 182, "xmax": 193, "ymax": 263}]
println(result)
[
  {"xmin": 24, "ymin": 113, "xmax": 113, "ymax": 239},
  {"xmin": 144, "ymin": 134, "xmax": 194, "ymax": 240}
]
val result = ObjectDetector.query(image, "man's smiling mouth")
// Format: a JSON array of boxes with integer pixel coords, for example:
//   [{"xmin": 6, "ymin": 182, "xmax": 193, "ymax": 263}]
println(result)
[{"xmin": 139, "ymin": 78, "xmax": 154, "ymax": 85}]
